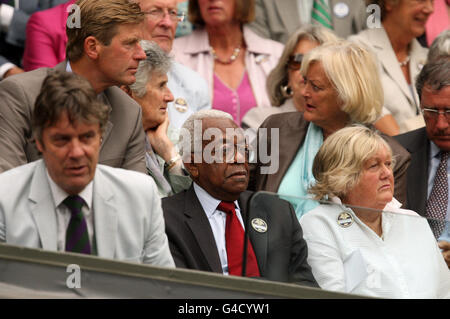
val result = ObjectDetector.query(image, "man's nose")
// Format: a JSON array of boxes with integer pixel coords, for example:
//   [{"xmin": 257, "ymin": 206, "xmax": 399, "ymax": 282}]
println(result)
[
  {"xmin": 135, "ymin": 43, "xmax": 147, "ymax": 61},
  {"xmin": 68, "ymin": 139, "xmax": 85, "ymax": 158}
]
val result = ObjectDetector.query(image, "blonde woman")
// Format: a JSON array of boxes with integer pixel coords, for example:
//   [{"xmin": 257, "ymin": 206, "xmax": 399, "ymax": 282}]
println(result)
[
  {"xmin": 250, "ymin": 41, "xmax": 410, "ymax": 218},
  {"xmin": 299, "ymin": 125, "xmax": 450, "ymax": 298}
]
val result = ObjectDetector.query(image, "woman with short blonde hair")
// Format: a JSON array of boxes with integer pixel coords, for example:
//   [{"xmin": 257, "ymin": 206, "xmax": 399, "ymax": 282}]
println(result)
[
  {"xmin": 300, "ymin": 41, "xmax": 383, "ymax": 125},
  {"xmin": 299, "ymin": 125, "xmax": 450, "ymax": 298},
  {"xmin": 250, "ymin": 41, "xmax": 410, "ymax": 219}
]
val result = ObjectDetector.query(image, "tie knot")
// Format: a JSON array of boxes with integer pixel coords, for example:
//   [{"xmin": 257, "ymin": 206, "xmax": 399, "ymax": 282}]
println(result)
[
  {"xmin": 63, "ymin": 195, "xmax": 85, "ymax": 215},
  {"xmin": 217, "ymin": 201, "xmax": 235, "ymax": 215}
]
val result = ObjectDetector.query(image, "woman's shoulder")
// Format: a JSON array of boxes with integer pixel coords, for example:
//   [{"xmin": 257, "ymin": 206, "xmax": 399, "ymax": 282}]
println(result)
[
  {"xmin": 243, "ymin": 26, "xmax": 284, "ymax": 55},
  {"xmin": 300, "ymin": 202, "xmax": 345, "ymax": 226},
  {"xmin": 173, "ymin": 29, "xmax": 209, "ymax": 54}
]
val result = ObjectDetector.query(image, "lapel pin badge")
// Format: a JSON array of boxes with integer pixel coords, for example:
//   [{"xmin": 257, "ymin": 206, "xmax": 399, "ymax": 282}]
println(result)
[
  {"xmin": 174, "ymin": 97, "xmax": 188, "ymax": 113},
  {"xmin": 334, "ymin": 2, "xmax": 349, "ymax": 18},
  {"xmin": 337, "ymin": 211, "xmax": 353, "ymax": 228},
  {"xmin": 251, "ymin": 218, "xmax": 268, "ymax": 233}
]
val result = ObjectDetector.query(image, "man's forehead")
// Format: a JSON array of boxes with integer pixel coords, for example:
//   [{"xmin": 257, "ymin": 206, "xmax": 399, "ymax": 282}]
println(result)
[
  {"xmin": 139, "ymin": 0, "xmax": 177, "ymax": 9},
  {"xmin": 422, "ymin": 85, "xmax": 450, "ymax": 104}
]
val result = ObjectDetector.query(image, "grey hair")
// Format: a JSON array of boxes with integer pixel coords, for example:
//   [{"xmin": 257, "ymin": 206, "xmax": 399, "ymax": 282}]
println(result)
[
  {"xmin": 416, "ymin": 58, "xmax": 450, "ymax": 101},
  {"xmin": 266, "ymin": 24, "xmax": 339, "ymax": 106},
  {"xmin": 179, "ymin": 109, "xmax": 234, "ymax": 159},
  {"xmin": 427, "ymin": 30, "xmax": 450, "ymax": 62},
  {"xmin": 129, "ymin": 40, "xmax": 172, "ymax": 98}
]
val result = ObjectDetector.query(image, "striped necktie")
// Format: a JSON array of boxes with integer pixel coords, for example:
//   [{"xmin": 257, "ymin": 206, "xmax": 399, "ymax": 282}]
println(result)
[
  {"xmin": 312, "ymin": 0, "xmax": 333, "ymax": 30},
  {"xmin": 64, "ymin": 195, "xmax": 91, "ymax": 254},
  {"xmin": 426, "ymin": 151, "xmax": 449, "ymax": 239}
]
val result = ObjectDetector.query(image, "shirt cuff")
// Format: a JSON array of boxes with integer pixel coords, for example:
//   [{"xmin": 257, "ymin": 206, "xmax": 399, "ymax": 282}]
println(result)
[
  {"xmin": 0, "ymin": 62, "xmax": 16, "ymax": 79},
  {"xmin": 0, "ymin": 4, "xmax": 14, "ymax": 31}
]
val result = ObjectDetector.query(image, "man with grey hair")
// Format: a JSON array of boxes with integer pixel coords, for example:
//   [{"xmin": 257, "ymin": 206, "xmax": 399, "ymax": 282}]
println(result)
[
  {"xmin": 395, "ymin": 59, "xmax": 450, "ymax": 267},
  {"xmin": 133, "ymin": 0, "xmax": 210, "ymax": 130},
  {"xmin": 122, "ymin": 40, "xmax": 191, "ymax": 197},
  {"xmin": 427, "ymin": 30, "xmax": 450, "ymax": 63},
  {"xmin": 162, "ymin": 109, "xmax": 318, "ymax": 286}
]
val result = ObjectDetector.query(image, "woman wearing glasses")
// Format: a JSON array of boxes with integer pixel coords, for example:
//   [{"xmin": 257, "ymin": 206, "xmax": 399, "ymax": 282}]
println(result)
[
  {"xmin": 249, "ymin": 41, "xmax": 410, "ymax": 219},
  {"xmin": 241, "ymin": 25, "xmax": 338, "ymax": 131},
  {"xmin": 172, "ymin": 0, "xmax": 283, "ymax": 126}
]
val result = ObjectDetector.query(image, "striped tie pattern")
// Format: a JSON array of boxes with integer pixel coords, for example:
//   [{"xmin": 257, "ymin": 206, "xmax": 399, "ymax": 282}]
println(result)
[
  {"xmin": 64, "ymin": 195, "xmax": 91, "ymax": 254},
  {"xmin": 426, "ymin": 151, "xmax": 449, "ymax": 239},
  {"xmin": 312, "ymin": 0, "xmax": 333, "ymax": 30}
]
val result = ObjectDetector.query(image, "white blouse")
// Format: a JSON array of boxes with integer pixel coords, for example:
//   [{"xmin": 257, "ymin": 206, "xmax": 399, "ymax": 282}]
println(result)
[{"xmin": 299, "ymin": 198, "xmax": 450, "ymax": 298}]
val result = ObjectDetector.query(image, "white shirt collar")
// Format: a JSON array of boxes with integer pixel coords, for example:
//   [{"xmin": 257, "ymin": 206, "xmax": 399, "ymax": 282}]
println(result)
[
  {"xmin": 45, "ymin": 167, "xmax": 93, "ymax": 211},
  {"xmin": 193, "ymin": 182, "xmax": 240, "ymax": 218}
]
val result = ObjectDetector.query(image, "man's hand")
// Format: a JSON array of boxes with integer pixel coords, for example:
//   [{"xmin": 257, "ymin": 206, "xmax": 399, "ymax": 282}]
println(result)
[
  {"xmin": 438, "ymin": 241, "xmax": 450, "ymax": 268},
  {"xmin": 4, "ymin": 66, "xmax": 24, "ymax": 78}
]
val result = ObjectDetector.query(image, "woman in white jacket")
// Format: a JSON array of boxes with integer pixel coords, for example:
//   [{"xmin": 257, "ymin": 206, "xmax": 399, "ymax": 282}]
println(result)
[{"xmin": 300, "ymin": 125, "xmax": 450, "ymax": 298}]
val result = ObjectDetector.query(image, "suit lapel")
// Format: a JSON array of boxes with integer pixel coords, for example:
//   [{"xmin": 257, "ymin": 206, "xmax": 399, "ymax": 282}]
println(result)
[
  {"xmin": 263, "ymin": 113, "xmax": 309, "ymax": 192},
  {"xmin": 239, "ymin": 191, "xmax": 268, "ymax": 275},
  {"xmin": 29, "ymin": 160, "xmax": 58, "ymax": 251},
  {"xmin": 370, "ymin": 28, "xmax": 414, "ymax": 104},
  {"xmin": 406, "ymin": 130, "xmax": 429, "ymax": 216},
  {"xmin": 97, "ymin": 91, "xmax": 113, "ymax": 151},
  {"xmin": 274, "ymin": 0, "xmax": 300, "ymax": 35},
  {"xmin": 184, "ymin": 187, "xmax": 222, "ymax": 273},
  {"xmin": 92, "ymin": 167, "xmax": 118, "ymax": 258}
]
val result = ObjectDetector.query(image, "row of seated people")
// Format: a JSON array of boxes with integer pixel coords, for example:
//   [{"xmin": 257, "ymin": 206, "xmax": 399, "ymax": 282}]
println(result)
[
  {"xmin": 4, "ymin": 0, "xmax": 449, "ymax": 137},
  {"xmin": 3, "ymin": 0, "xmax": 450, "ymax": 135},
  {"xmin": 0, "ymin": 0, "xmax": 448, "ymax": 298}
]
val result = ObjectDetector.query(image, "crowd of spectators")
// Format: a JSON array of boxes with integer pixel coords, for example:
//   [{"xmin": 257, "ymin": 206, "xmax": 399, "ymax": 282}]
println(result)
[{"xmin": 0, "ymin": 0, "xmax": 449, "ymax": 299}]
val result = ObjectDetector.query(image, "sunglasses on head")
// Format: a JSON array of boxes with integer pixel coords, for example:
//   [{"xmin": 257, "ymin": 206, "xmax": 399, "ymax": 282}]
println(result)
[{"xmin": 287, "ymin": 53, "xmax": 304, "ymax": 70}]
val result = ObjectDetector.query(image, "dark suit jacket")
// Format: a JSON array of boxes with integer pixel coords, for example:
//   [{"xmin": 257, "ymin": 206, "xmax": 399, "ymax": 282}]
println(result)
[
  {"xmin": 0, "ymin": 61, "xmax": 147, "ymax": 173},
  {"xmin": 162, "ymin": 186, "xmax": 318, "ymax": 287},
  {"xmin": 394, "ymin": 127, "xmax": 430, "ymax": 216},
  {"xmin": 249, "ymin": 112, "xmax": 411, "ymax": 206}
]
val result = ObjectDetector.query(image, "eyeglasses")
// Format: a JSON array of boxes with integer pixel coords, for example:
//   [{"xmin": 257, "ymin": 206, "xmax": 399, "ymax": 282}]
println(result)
[
  {"xmin": 287, "ymin": 53, "xmax": 304, "ymax": 70},
  {"xmin": 421, "ymin": 107, "xmax": 450, "ymax": 121},
  {"xmin": 209, "ymin": 143, "xmax": 250, "ymax": 163},
  {"xmin": 143, "ymin": 8, "xmax": 186, "ymax": 22}
]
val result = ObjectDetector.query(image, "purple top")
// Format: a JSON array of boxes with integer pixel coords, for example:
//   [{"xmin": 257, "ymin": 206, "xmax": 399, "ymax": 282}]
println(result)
[{"xmin": 212, "ymin": 72, "xmax": 257, "ymax": 125}]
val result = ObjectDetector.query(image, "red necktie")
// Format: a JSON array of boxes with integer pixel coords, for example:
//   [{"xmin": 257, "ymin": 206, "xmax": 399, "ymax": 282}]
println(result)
[{"xmin": 217, "ymin": 201, "xmax": 260, "ymax": 277}]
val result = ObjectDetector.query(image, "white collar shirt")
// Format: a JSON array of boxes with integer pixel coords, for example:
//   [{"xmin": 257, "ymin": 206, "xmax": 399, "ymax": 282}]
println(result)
[
  {"xmin": 299, "ymin": 197, "xmax": 450, "ymax": 298},
  {"xmin": 46, "ymin": 168, "xmax": 94, "ymax": 252},
  {"xmin": 193, "ymin": 182, "xmax": 244, "ymax": 275}
]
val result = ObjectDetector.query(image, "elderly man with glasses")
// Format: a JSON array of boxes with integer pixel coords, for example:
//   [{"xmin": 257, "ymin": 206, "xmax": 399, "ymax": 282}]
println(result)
[
  {"xmin": 134, "ymin": 0, "xmax": 210, "ymax": 135},
  {"xmin": 395, "ymin": 58, "xmax": 450, "ymax": 268}
]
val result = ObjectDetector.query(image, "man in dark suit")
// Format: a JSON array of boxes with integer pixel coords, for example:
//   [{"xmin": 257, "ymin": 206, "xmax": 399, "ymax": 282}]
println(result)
[
  {"xmin": 162, "ymin": 109, "xmax": 318, "ymax": 286},
  {"xmin": 395, "ymin": 59, "xmax": 450, "ymax": 267},
  {"xmin": 0, "ymin": 0, "xmax": 147, "ymax": 173}
]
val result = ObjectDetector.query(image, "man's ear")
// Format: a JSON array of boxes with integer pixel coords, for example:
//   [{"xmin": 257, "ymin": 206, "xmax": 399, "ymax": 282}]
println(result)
[
  {"xmin": 120, "ymin": 85, "xmax": 133, "ymax": 97},
  {"xmin": 35, "ymin": 137, "xmax": 44, "ymax": 154},
  {"xmin": 84, "ymin": 36, "xmax": 100, "ymax": 60},
  {"xmin": 183, "ymin": 154, "xmax": 200, "ymax": 179}
]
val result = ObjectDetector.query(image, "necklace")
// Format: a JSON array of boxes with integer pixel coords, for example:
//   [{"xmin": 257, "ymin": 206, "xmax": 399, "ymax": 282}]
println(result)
[
  {"xmin": 399, "ymin": 55, "xmax": 410, "ymax": 67},
  {"xmin": 211, "ymin": 46, "xmax": 241, "ymax": 64}
]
